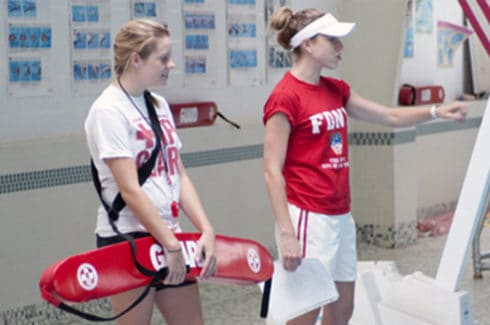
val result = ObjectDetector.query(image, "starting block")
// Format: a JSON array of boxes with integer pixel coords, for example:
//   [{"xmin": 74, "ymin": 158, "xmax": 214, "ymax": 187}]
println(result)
[
  {"xmin": 351, "ymin": 99, "xmax": 490, "ymax": 325},
  {"xmin": 351, "ymin": 261, "xmax": 474, "ymax": 325}
]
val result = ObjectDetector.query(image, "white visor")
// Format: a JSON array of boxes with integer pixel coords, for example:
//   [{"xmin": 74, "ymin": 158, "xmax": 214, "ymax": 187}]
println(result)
[{"xmin": 289, "ymin": 13, "xmax": 355, "ymax": 48}]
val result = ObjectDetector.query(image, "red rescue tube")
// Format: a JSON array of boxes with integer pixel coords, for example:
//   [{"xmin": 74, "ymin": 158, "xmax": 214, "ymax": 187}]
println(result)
[{"xmin": 39, "ymin": 233, "xmax": 273, "ymax": 307}]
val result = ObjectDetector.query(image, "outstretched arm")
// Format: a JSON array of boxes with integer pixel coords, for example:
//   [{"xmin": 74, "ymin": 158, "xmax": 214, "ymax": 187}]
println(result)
[{"xmin": 346, "ymin": 91, "xmax": 470, "ymax": 127}]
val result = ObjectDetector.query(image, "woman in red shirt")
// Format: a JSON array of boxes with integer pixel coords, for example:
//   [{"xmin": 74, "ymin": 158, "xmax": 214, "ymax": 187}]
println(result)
[{"xmin": 264, "ymin": 7, "xmax": 469, "ymax": 325}]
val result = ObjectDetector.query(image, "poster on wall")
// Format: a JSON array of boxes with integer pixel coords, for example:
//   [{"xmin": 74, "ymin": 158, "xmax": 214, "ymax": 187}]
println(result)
[
  {"xmin": 69, "ymin": 0, "xmax": 112, "ymax": 95},
  {"xmin": 265, "ymin": 0, "xmax": 292, "ymax": 83},
  {"xmin": 404, "ymin": 0, "xmax": 414, "ymax": 58},
  {"xmin": 131, "ymin": 0, "xmax": 167, "ymax": 20},
  {"xmin": 6, "ymin": 0, "xmax": 53, "ymax": 96},
  {"xmin": 437, "ymin": 21, "xmax": 472, "ymax": 67},
  {"xmin": 226, "ymin": 0, "xmax": 265, "ymax": 87},
  {"xmin": 415, "ymin": 0, "xmax": 433, "ymax": 34},
  {"xmin": 182, "ymin": 0, "xmax": 219, "ymax": 88}
]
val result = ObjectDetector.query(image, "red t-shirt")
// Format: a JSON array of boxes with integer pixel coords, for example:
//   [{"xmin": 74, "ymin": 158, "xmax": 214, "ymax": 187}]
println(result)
[{"xmin": 263, "ymin": 72, "xmax": 351, "ymax": 215}]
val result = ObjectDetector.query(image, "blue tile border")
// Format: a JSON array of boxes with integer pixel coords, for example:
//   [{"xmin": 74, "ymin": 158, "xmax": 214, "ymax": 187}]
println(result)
[
  {"xmin": 416, "ymin": 117, "xmax": 481, "ymax": 136},
  {"xmin": 0, "ymin": 165, "xmax": 91, "ymax": 194},
  {"xmin": 182, "ymin": 144, "xmax": 263, "ymax": 168},
  {"xmin": 0, "ymin": 117, "xmax": 481, "ymax": 195},
  {"xmin": 0, "ymin": 145, "xmax": 264, "ymax": 195},
  {"xmin": 348, "ymin": 117, "xmax": 482, "ymax": 146},
  {"xmin": 349, "ymin": 131, "xmax": 414, "ymax": 146}
]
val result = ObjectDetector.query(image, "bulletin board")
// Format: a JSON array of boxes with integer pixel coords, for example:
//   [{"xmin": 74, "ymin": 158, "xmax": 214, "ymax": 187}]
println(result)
[{"xmin": 2, "ymin": 0, "xmax": 339, "ymax": 142}]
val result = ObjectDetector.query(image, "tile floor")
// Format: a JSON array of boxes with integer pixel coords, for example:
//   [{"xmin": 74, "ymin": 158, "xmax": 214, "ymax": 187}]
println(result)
[{"xmin": 197, "ymin": 228, "xmax": 490, "ymax": 325}]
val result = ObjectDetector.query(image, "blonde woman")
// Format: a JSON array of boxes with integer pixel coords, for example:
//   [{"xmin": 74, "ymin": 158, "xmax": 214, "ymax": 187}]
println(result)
[{"xmin": 85, "ymin": 19, "xmax": 216, "ymax": 325}]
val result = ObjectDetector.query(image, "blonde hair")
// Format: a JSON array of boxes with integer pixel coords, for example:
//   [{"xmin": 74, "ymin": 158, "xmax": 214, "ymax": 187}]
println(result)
[
  {"xmin": 113, "ymin": 19, "xmax": 170, "ymax": 76},
  {"xmin": 269, "ymin": 7, "xmax": 325, "ymax": 52}
]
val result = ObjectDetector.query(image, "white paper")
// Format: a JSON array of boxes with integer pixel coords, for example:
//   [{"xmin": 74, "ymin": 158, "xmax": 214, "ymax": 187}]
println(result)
[{"xmin": 259, "ymin": 258, "xmax": 339, "ymax": 324}]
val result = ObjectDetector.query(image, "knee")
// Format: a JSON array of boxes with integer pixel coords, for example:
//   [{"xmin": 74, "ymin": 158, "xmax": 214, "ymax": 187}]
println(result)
[
  {"xmin": 332, "ymin": 301, "xmax": 354, "ymax": 323},
  {"xmin": 322, "ymin": 302, "xmax": 354, "ymax": 325},
  {"xmin": 341, "ymin": 302, "xmax": 354, "ymax": 322}
]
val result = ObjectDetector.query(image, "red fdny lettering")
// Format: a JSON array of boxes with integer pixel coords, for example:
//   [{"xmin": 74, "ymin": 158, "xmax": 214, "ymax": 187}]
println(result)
[{"xmin": 309, "ymin": 108, "xmax": 347, "ymax": 134}]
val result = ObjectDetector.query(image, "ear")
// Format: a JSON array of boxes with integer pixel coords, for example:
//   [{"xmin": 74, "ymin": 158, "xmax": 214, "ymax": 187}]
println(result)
[
  {"xmin": 128, "ymin": 51, "xmax": 142, "ymax": 69},
  {"xmin": 301, "ymin": 40, "xmax": 313, "ymax": 54}
]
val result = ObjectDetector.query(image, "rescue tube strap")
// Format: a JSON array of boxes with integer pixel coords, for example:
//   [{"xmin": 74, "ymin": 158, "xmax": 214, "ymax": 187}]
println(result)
[
  {"xmin": 260, "ymin": 278, "xmax": 272, "ymax": 318},
  {"xmin": 58, "ymin": 269, "xmax": 166, "ymax": 322}
]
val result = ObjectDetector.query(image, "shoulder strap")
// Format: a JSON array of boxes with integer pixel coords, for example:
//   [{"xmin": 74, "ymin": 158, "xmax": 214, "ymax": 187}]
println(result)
[
  {"xmin": 89, "ymin": 88, "xmax": 165, "ymax": 259},
  {"xmin": 90, "ymin": 90, "xmax": 163, "ymax": 221},
  {"xmin": 83, "ymin": 90, "xmax": 173, "ymax": 321},
  {"xmin": 260, "ymin": 278, "xmax": 272, "ymax": 318},
  {"xmin": 90, "ymin": 90, "xmax": 165, "ymax": 275}
]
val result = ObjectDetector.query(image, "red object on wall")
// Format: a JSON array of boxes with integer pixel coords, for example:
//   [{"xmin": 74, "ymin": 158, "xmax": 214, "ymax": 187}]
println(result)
[
  {"xmin": 398, "ymin": 84, "xmax": 445, "ymax": 105},
  {"xmin": 170, "ymin": 102, "xmax": 218, "ymax": 128}
]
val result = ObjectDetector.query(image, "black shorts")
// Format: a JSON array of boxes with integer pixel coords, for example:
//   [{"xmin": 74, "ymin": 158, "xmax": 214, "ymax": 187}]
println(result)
[{"xmin": 96, "ymin": 231, "xmax": 196, "ymax": 291}]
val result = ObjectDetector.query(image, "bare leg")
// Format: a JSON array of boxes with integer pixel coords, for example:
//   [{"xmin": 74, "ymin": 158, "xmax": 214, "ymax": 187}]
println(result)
[
  {"xmin": 286, "ymin": 307, "xmax": 321, "ymax": 325},
  {"xmin": 155, "ymin": 283, "xmax": 204, "ymax": 325},
  {"xmin": 321, "ymin": 281, "xmax": 355, "ymax": 325},
  {"xmin": 109, "ymin": 287, "xmax": 156, "ymax": 325}
]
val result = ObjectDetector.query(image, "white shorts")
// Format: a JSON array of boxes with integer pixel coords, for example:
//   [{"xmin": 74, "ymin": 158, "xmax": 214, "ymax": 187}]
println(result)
[{"xmin": 275, "ymin": 203, "xmax": 357, "ymax": 282}]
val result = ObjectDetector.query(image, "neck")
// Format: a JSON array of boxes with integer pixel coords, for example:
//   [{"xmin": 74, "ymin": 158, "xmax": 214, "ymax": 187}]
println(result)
[
  {"xmin": 290, "ymin": 67, "xmax": 321, "ymax": 85},
  {"xmin": 290, "ymin": 58, "xmax": 322, "ymax": 85},
  {"xmin": 116, "ymin": 74, "xmax": 145, "ymax": 97}
]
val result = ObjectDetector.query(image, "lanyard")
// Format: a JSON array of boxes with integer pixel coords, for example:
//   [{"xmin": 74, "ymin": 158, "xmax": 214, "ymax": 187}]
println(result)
[
  {"xmin": 117, "ymin": 77, "xmax": 170, "ymax": 176},
  {"xmin": 116, "ymin": 78, "xmax": 179, "ymax": 218}
]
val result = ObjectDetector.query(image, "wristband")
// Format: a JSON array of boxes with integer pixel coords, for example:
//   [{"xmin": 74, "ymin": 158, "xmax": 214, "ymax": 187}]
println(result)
[
  {"xmin": 165, "ymin": 247, "xmax": 182, "ymax": 254},
  {"xmin": 430, "ymin": 105, "xmax": 439, "ymax": 119}
]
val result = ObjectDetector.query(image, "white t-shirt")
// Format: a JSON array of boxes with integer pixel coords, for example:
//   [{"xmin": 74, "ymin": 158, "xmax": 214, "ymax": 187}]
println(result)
[{"xmin": 85, "ymin": 84, "xmax": 182, "ymax": 237}]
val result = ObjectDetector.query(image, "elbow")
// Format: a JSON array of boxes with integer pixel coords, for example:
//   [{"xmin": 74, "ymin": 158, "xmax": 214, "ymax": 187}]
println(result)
[
  {"xmin": 264, "ymin": 167, "xmax": 274, "ymax": 190},
  {"xmin": 386, "ymin": 119, "xmax": 401, "ymax": 128},
  {"xmin": 264, "ymin": 165, "xmax": 275, "ymax": 185},
  {"xmin": 385, "ymin": 113, "xmax": 405, "ymax": 128},
  {"xmin": 264, "ymin": 165, "xmax": 284, "ymax": 190},
  {"xmin": 118, "ymin": 184, "xmax": 143, "ymax": 206}
]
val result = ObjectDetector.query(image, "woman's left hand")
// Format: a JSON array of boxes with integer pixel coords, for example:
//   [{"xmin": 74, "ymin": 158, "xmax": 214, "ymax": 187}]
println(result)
[
  {"xmin": 196, "ymin": 229, "xmax": 217, "ymax": 279},
  {"xmin": 436, "ymin": 101, "xmax": 471, "ymax": 122}
]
